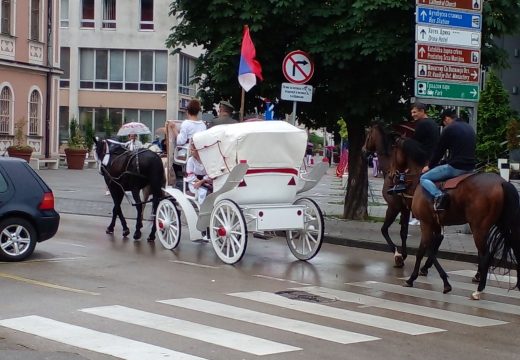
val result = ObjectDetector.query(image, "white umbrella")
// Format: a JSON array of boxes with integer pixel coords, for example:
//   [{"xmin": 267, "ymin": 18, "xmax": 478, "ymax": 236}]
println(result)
[{"xmin": 117, "ymin": 122, "xmax": 151, "ymax": 136}]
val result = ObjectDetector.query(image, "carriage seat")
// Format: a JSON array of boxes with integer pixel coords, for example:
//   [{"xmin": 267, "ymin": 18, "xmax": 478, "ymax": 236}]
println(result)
[{"xmin": 173, "ymin": 144, "xmax": 189, "ymax": 165}]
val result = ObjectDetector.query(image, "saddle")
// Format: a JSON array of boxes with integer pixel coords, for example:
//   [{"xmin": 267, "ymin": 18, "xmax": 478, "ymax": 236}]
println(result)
[{"xmin": 436, "ymin": 172, "xmax": 475, "ymax": 191}]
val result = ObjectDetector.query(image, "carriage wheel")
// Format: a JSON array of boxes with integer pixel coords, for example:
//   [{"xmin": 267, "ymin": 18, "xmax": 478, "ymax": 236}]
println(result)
[
  {"xmin": 209, "ymin": 199, "xmax": 247, "ymax": 264},
  {"xmin": 286, "ymin": 198, "xmax": 324, "ymax": 261},
  {"xmin": 155, "ymin": 199, "xmax": 182, "ymax": 250}
]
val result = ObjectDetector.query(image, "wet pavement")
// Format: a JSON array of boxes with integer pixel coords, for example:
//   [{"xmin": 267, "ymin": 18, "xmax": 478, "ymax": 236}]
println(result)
[{"xmin": 36, "ymin": 160, "xmax": 484, "ymax": 264}]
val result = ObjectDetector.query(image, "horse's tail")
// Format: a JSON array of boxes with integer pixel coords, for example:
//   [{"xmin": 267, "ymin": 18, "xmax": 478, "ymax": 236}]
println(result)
[{"xmin": 487, "ymin": 181, "xmax": 520, "ymax": 280}]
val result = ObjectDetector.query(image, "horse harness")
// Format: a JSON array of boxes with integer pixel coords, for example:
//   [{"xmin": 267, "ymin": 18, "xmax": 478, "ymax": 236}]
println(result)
[{"xmin": 100, "ymin": 141, "xmax": 149, "ymax": 188}]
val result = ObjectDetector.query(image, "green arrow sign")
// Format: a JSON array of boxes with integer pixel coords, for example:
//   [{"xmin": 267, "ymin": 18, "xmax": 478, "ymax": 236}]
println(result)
[{"xmin": 415, "ymin": 80, "xmax": 479, "ymax": 101}]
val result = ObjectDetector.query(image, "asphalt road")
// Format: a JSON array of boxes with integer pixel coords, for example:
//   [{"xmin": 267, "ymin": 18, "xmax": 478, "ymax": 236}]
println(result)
[{"xmin": 1, "ymin": 213, "xmax": 519, "ymax": 360}]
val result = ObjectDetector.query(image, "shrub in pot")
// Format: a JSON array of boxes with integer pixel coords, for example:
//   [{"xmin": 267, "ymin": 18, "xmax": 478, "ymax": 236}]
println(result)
[
  {"xmin": 7, "ymin": 118, "xmax": 33, "ymax": 162},
  {"xmin": 64, "ymin": 118, "xmax": 88, "ymax": 170}
]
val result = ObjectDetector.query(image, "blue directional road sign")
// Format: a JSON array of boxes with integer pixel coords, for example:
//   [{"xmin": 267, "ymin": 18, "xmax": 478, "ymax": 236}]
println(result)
[{"xmin": 417, "ymin": 6, "xmax": 481, "ymax": 31}]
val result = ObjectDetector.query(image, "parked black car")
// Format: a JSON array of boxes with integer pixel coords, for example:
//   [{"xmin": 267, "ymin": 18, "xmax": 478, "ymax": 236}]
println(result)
[{"xmin": 0, "ymin": 158, "xmax": 60, "ymax": 261}]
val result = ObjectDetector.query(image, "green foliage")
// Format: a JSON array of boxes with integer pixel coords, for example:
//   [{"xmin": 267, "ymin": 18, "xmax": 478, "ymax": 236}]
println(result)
[
  {"xmin": 477, "ymin": 70, "xmax": 513, "ymax": 161},
  {"xmin": 337, "ymin": 117, "xmax": 348, "ymax": 139},
  {"xmin": 68, "ymin": 118, "xmax": 86, "ymax": 150},
  {"xmin": 308, "ymin": 132, "xmax": 323, "ymax": 149},
  {"xmin": 506, "ymin": 119, "xmax": 520, "ymax": 150},
  {"xmin": 8, "ymin": 118, "xmax": 33, "ymax": 151},
  {"xmin": 103, "ymin": 118, "xmax": 113, "ymax": 138},
  {"xmin": 83, "ymin": 119, "xmax": 95, "ymax": 152}
]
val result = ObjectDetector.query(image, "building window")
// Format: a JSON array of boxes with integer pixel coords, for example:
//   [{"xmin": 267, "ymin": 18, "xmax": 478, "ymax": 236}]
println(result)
[
  {"xmin": 60, "ymin": 0, "xmax": 69, "ymax": 27},
  {"xmin": 79, "ymin": 48, "xmax": 94, "ymax": 88},
  {"xmin": 179, "ymin": 54, "xmax": 196, "ymax": 96},
  {"xmin": 102, "ymin": 0, "xmax": 116, "ymax": 29},
  {"xmin": 1, "ymin": 0, "xmax": 11, "ymax": 35},
  {"xmin": 0, "ymin": 86, "xmax": 11, "ymax": 134},
  {"xmin": 81, "ymin": 0, "xmax": 94, "ymax": 28},
  {"xmin": 140, "ymin": 0, "xmax": 153, "ymax": 30},
  {"xmin": 29, "ymin": 90, "xmax": 41, "ymax": 135},
  {"xmin": 80, "ymin": 49, "xmax": 167, "ymax": 92},
  {"xmin": 60, "ymin": 47, "xmax": 70, "ymax": 88},
  {"xmin": 30, "ymin": 0, "xmax": 40, "ymax": 41}
]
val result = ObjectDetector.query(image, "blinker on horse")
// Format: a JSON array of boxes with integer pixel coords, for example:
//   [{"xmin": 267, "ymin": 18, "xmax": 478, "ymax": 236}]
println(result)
[
  {"xmin": 392, "ymin": 142, "xmax": 520, "ymax": 300},
  {"xmin": 94, "ymin": 138, "xmax": 165, "ymax": 241}
]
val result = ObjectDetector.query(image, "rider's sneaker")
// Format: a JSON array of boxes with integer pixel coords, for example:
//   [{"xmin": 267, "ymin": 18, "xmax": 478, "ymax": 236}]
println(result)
[{"xmin": 433, "ymin": 193, "xmax": 449, "ymax": 211}]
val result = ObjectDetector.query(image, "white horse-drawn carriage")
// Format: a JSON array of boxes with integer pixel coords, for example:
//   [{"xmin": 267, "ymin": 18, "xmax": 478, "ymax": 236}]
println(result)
[{"xmin": 155, "ymin": 120, "xmax": 328, "ymax": 264}]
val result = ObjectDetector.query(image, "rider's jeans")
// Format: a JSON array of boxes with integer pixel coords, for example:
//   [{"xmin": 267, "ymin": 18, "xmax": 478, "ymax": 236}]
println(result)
[{"xmin": 420, "ymin": 164, "xmax": 468, "ymax": 198}]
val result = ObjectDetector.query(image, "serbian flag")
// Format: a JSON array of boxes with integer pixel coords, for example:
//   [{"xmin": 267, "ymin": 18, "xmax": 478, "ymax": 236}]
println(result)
[{"xmin": 238, "ymin": 25, "xmax": 263, "ymax": 92}]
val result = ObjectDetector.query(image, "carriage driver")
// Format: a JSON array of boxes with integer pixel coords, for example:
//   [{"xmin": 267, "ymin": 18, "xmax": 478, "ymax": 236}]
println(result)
[
  {"xmin": 420, "ymin": 108, "xmax": 476, "ymax": 211},
  {"xmin": 388, "ymin": 102, "xmax": 440, "ymax": 194}
]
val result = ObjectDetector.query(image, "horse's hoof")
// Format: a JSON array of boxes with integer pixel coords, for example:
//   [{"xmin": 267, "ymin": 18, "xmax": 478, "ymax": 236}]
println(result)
[
  {"xmin": 419, "ymin": 268, "xmax": 428, "ymax": 276},
  {"xmin": 147, "ymin": 236, "xmax": 155, "ymax": 242},
  {"xmin": 443, "ymin": 285, "xmax": 452, "ymax": 294},
  {"xmin": 403, "ymin": 280, "xmax": 413, "ymax": 288},
  {"xmin": 394, "ymin": 255, "xmax": 404, "ymax": 268},
  {"xmin": 106, "ymin": 228, "xmax": 114, "ymax": 235},
  {"xmin": 133, "ymin": 233, "xmax": 142, "ymax": 240},
  {"xmin": 471, "ymin": 291, "xmax": 481, "ymax": 300},
  {"xmin": 122, "ymin": 229, "xmax": 130, "ymax": 237}
]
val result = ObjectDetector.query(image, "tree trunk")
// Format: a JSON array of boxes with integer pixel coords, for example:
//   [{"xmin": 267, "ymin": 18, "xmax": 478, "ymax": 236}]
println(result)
[{"xmin": 343, "ymin": 121, "xmax": 368, "ymax": 220}]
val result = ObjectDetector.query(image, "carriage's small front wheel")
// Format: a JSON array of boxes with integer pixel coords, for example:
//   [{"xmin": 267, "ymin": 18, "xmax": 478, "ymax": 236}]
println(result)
[
  {"xmin": 210, "ymin": 199, "xmax": 247, "ymax": 264},
  {"xmin": 155, "ymin": 199, "xmax": 182, "ymax": 250},
  {"xmin": 286, "ymin": 198, "xmax": 324, "ymax": 260}
]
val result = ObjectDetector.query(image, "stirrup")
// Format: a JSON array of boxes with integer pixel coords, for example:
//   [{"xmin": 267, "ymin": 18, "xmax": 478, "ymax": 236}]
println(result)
[
  {"xmin": 433, "ymin": 193, "xmax": 448, "ymax": 211},
  {"xmin": 387, "ymin": 183, "xmax": 408, "ymax": 195}
]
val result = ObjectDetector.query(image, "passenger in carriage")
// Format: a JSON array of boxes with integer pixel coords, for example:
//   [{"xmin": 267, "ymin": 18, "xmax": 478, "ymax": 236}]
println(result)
[
  {"xmin": 186, "ymin": 141, "xmax": 213, "ymax": 204},
  {"xmin": 419, "ymin": 108, "xmax": 476, "ymax": 211},
  {"xmin": 173, "ymin": 99, "xmax": 206, "ymax": 147}
]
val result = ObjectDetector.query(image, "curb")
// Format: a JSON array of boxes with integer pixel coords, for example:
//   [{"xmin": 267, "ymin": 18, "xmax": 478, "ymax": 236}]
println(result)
[{"xmin": 323, "ymin": 234, "xmax": 479, "ymax": 264}]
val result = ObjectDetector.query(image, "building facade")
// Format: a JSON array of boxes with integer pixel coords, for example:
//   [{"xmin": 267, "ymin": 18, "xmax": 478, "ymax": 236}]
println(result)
[
  {"xmin": 0, "ymin": 0, "xmax": 61, "ymax": 157},
  {"xmin": 59, "ymin": 0, "xmax": 199, "ymax": 146},
  {"xmin": 496, "ymin": 35, "xmax": 520, "ymax": 113}
]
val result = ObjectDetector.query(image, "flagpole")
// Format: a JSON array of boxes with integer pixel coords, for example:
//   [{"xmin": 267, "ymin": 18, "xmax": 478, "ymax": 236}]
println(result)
[{"xmin": 239, "ymin": 88, "xmax": 245, "ymax": 122}]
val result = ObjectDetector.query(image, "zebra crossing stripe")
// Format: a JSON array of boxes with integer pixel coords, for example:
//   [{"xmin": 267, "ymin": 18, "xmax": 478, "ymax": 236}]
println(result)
[
  {"xmin": 229, "ymin": 291, "xmax": 444, "ymax": 335},
  {"xmin": 158, "ymin": 298, "xmax": 379, "ymax": 344},
  {"xmin": 291, "ymin": 286, "xmax": 506, "ymax": 327},
  {"xmin": 81, "ymin": 305, "xmax": 299, "ymax": 355},
  {"xmin": 0, "ymin": 315, "xmax": 207, "ymax": 360},
  {"xmin": 349, "ymin": 281, "xmax": 520, "ymax": 316},
  {"xmin": 448, "ymin": 270, "xmax": 518, "ymax": 284},
  {"xmin": 402, "ymin": 276, "xmax": 520, "ymax": 300}
]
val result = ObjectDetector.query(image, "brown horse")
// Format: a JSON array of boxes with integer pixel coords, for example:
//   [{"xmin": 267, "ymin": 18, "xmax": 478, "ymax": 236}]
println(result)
[
  {"xmin": 362, "ymin": 122, "xmax": 411, "ymax": 267},
  {"xmin": 393, "ymin": 142, "xmax": 520, "ymax": 299}
]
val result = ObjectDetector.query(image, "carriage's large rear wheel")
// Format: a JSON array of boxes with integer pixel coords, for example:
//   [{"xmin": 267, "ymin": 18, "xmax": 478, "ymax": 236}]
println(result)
[
  {"xmin": 286, "ymin": 198, "xmax": 324, "ymax": 260},
  {"xmin": 156, "ymin": 199, "xmax": 181, "ymax": 250},
  {"xmin": 209, "ymin": 199, "xmax": 247, "ymax": 264}
]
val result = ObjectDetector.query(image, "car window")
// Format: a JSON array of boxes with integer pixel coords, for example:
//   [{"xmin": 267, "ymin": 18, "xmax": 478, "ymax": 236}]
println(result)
[{"xmin": 0, "ymin": 173, "xmax": 7, "ymax": 192}]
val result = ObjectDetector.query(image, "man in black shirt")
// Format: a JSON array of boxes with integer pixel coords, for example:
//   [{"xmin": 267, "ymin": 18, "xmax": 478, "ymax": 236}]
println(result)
[
  {"xmin": 419, "ymin": 108, "xmax": 476, "ymax": 211},
  {"xmin": 388, "ymin": 102, "xmax": 440, "ymax": 194}
]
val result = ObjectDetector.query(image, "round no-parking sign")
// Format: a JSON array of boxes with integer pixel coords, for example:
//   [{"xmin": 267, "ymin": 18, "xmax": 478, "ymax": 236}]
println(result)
[{"xmin": 282, "ymin": 50, "xmax": 314, "ymax": 84}]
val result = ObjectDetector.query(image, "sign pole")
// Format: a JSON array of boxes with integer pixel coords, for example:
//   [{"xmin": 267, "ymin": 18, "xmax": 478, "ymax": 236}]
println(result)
[{"xmin": 291, "ymin": 101, "xmax": 297, "ymax": 125}]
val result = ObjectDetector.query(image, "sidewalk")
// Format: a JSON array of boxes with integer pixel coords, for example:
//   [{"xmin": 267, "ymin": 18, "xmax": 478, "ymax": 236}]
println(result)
[{"xmin": 36, "ymin": 164, "xmax": 478, "ymax": 263}]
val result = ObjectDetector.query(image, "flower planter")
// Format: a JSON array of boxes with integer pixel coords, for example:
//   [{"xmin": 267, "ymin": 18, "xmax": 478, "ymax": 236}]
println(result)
[
  {"xmin": 65, "ymin": 148, "xmax": 88, "ymax": 170},
  {"xmin": 7, "ymin": 147, "xmax": 33, "ymax": 162}
]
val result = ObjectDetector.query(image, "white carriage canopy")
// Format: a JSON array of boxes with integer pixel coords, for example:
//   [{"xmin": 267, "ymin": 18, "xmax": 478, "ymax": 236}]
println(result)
[{"xmin": 192, "ymin": 121, "xmax": 307, "ymax": 179}]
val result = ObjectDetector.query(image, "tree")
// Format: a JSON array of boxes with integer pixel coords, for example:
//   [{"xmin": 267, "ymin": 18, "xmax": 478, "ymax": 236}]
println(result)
[
  {"xmin": 477, "ymin": 70, "xmax": 513, "ymax": 162},
  {"xmin": 167, "ymin": 0, "xmax": 520, "ymax": 219}
]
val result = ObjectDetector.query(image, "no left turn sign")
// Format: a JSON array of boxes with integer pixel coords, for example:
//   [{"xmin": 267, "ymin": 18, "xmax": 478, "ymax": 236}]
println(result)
[{"xmin": 283, "ymin": 50, "xmax": 314, "ymax": 84}]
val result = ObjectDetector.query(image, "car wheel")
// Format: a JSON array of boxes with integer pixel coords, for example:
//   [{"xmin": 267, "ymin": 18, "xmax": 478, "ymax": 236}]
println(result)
[{"xmin": 0, "ymin": 217, "xmax": 37, "ymax": 261}]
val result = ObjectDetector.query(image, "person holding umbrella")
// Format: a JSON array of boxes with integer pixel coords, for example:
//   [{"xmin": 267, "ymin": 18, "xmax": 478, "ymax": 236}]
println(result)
[{"xmin": 125, "ymin": 133, "xmax": 143, "ymax": 151}]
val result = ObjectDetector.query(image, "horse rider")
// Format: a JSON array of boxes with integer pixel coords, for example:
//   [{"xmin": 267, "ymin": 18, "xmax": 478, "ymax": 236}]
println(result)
[
  {"xmin": 420, "ymin": 108, "xmax": 476, "ymax": 211},
  {"xmin": 388, "ymin": 102, "xmax": 440, "ymax": 194},
  {"xmin": 208, "ymin": 100, "xmax": 238, "ymax": 128}
]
